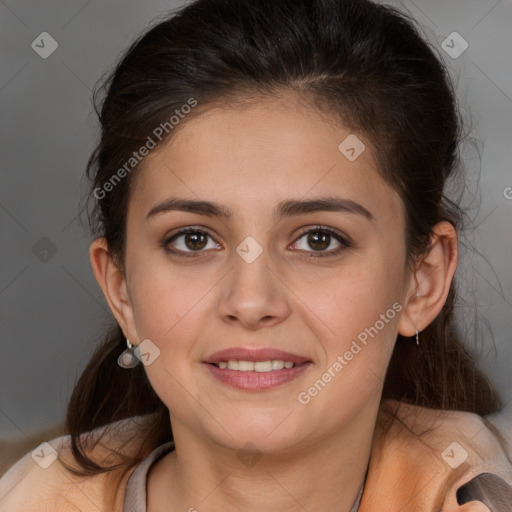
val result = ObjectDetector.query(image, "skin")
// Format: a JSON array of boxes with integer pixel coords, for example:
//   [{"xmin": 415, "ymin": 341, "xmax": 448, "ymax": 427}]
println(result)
[{"xmin": 90, "ymin": 90, "xmax": 458, "ymax": 512}]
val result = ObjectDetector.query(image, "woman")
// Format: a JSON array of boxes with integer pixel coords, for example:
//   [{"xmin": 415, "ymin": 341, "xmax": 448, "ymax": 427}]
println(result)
[{"xmin": 1, "ymin": 0, "xmax": 511, "ymax": 510}]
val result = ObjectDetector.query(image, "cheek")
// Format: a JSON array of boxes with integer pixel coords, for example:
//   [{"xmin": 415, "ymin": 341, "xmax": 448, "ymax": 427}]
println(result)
[
  {"xmin": 293, "ymin": 263, "xmax": 404, "ymax": 419},
  {"xmin": 126, "ymin": 252, "xmax": 202, "ymax": 346},
  {"xmin": 126, "ymin": 263, "xmax": 209, "ymax": 409},
  {"xmin": 125, "ymin": 231, "xmax": 221, "ymax": 330},
  {"xmin": 298, "ymin": 252, "xmax": 405, "ymax": 349}
]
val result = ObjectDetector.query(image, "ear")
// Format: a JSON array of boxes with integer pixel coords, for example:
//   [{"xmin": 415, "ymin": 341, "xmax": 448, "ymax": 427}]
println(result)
[
  {"xmin": 397, "ymin": 221, "xmax": 458, "ymax": 337},
  {"xmin": 89, "ymin": 237, "xmax": 139, "ymax": 344}
]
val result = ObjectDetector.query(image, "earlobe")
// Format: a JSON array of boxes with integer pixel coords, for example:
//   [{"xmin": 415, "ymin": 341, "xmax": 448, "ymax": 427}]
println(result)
[
  {"xmin": 398, "ymin": 221, "xmax": 458, "ymax": 337},
  {"xmin": 89, "ymin": 237, "xmax": 137, "ymax": 341}
]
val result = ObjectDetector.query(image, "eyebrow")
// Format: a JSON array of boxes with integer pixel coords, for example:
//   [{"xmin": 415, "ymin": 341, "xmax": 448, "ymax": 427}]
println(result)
[{"xmin": 145, "ymin": 196, "xmax": 374, "ymax": 223}]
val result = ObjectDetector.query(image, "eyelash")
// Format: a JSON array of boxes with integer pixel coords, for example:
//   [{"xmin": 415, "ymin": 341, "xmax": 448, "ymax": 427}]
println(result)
[{"xmin": 162, "ymin": 225, "xmax": 351, "ymax": 259}]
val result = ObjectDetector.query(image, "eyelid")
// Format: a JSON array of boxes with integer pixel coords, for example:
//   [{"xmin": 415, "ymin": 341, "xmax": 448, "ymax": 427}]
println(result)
[
  {"xmin": 291, "ymin": 225, "xmax": 351, "ymax": 258},
  {"xmin": 163, "ymin": 225, "xmax": 220, "ymax": 254},
  {"xmin": 294, "ymin": 225, "xmax": 352, "ymax": 245},
  {"xmin": 167, "ymin": 225, "xmax": 217, "ymax": 238}
]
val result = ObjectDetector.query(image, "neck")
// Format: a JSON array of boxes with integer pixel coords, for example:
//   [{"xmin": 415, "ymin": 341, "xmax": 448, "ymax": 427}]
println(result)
[{"xmin": 147, "ymin": 402, "xmax": 379, "ymax": 512}]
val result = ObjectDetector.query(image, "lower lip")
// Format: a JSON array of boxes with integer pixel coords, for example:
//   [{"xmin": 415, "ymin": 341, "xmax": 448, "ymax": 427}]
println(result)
[{"xmin": 204, "ymin": 362, "xmax": 312, "ymax": 391}]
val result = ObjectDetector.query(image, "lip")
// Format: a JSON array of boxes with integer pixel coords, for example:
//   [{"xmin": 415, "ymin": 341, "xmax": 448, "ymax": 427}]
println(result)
[
  {"xmin": 203, "ymin": 347, "xmax": 312, "ymax": 391},
  {"xmin": 204, "ymin": 347, "xmax": 311, "ymax": 365},
  {"xmin": 204, "ymin": 361, "xmax": 312, "ymax": 391}
]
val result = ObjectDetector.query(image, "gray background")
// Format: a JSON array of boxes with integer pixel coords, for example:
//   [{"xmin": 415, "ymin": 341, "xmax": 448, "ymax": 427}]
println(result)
[{"xmin": 1, "ymin": 0, "xmax": 511, "ymax": 444}]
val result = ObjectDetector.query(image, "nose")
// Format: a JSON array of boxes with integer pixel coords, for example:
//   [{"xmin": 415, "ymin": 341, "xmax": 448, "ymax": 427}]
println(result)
[{"xmin": 217, "ymin": 245, "xmax": 291, "ymax": 330}]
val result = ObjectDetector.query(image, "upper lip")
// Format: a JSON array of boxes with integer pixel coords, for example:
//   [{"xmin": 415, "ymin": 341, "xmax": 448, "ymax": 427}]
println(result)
[{"xmin": 204, "ymin": 347, "xmax": 311, "ymax": 365}]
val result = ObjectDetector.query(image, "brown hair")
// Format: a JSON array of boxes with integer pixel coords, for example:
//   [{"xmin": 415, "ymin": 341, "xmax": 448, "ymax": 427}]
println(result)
[{"xmin": 63, "ymin": 0, "xmax": 504, "ymax": 477}]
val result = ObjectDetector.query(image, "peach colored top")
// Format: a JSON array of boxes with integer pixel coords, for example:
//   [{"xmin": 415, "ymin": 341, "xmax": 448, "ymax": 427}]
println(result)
[
  {"xmin": 122, "ymin": 440, "xmax": 366, "ymax": 511},
  {"xmin": 1, "ymin": 402, "xmax": 511, "ymax": 511}
]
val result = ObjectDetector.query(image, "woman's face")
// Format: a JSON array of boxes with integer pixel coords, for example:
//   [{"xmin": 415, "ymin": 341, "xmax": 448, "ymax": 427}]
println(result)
[{"xmin": 120, "ymin": 91, "xmax": 413, "ymax": 453}]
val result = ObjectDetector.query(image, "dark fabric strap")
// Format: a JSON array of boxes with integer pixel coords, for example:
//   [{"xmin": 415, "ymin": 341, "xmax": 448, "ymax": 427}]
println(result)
[{"xmin": 456, "ymin": 472, "xmax": 512, "ymax": 512}]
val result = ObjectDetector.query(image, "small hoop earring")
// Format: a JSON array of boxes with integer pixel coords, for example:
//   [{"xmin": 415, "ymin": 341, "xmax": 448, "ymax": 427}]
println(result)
[
  {"xmin": 117, "ymin": 338, "xmax": 141, "ymax": 369},
  {"xmin": 416, "ymin": 330, "xmax": 420, "ymax": 346}
]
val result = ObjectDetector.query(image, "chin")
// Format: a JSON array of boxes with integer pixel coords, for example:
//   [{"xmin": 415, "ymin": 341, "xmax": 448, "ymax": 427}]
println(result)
[{"xmin": 203, "ymin": 416, "xmax": 312, "ymax": 455}]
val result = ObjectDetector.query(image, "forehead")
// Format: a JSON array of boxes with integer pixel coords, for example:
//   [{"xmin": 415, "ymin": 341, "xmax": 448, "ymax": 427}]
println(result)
[{"xmin": 129, "ymin": 93, "xmax": 404, "ymax": 225}]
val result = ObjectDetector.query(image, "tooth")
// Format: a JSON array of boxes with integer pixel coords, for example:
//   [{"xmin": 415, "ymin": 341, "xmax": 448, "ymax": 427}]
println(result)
[
  {"xmin": 238, "ymin": 360, "xmax": 255, "ymax": 371},
  {"xmin": 254, "ymin": 361, "xmax": 273, "ymax": 372},
  {"xmin": 227, "ymin": 360, "xmax": 239, "ymax": 370},
  {"xmin": 217, "ymin": 359, "xmax": 296, "ymax": 371}
]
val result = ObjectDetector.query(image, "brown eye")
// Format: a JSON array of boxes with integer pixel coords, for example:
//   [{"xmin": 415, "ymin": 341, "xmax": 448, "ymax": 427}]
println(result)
[
  {"xmin": 291, "ymin": 227, "xmax": 351, "ymax": 258},
  {"xmin": 163, "ymin": 228, "xmax": 220, "ymax": 256},
  {"xmin": 182, "ymin": 232, "xmax": 208, "ymax": 251},
  {"xmin": 306, "ymin": 232, "xmax": 331, "ymax": 251}
]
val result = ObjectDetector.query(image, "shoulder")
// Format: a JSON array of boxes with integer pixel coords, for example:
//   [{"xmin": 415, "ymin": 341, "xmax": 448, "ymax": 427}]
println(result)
[
  {"xmin": 378, "ymin": 399, "xmax": 512, "ymax": 458},
  {"xmin": 0, "ymin": 414, "xmax": 156, "ymax": 512},
  {"xmin": 362, "ymin": 399, "xmax": 512, "ymax": 511}
]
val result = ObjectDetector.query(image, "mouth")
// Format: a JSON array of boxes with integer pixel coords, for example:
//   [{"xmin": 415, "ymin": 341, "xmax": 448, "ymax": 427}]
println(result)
[
  {"xmin": 209, "ymin": 359, "xmax": 298, "ymax": 371},
  {"xmin": 204, "ymin": 347, "xmax": 310, "ymax": 365},
  {"xmin": 203, "ymin": 347, "xmax": 312, "ymax": 390}
]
